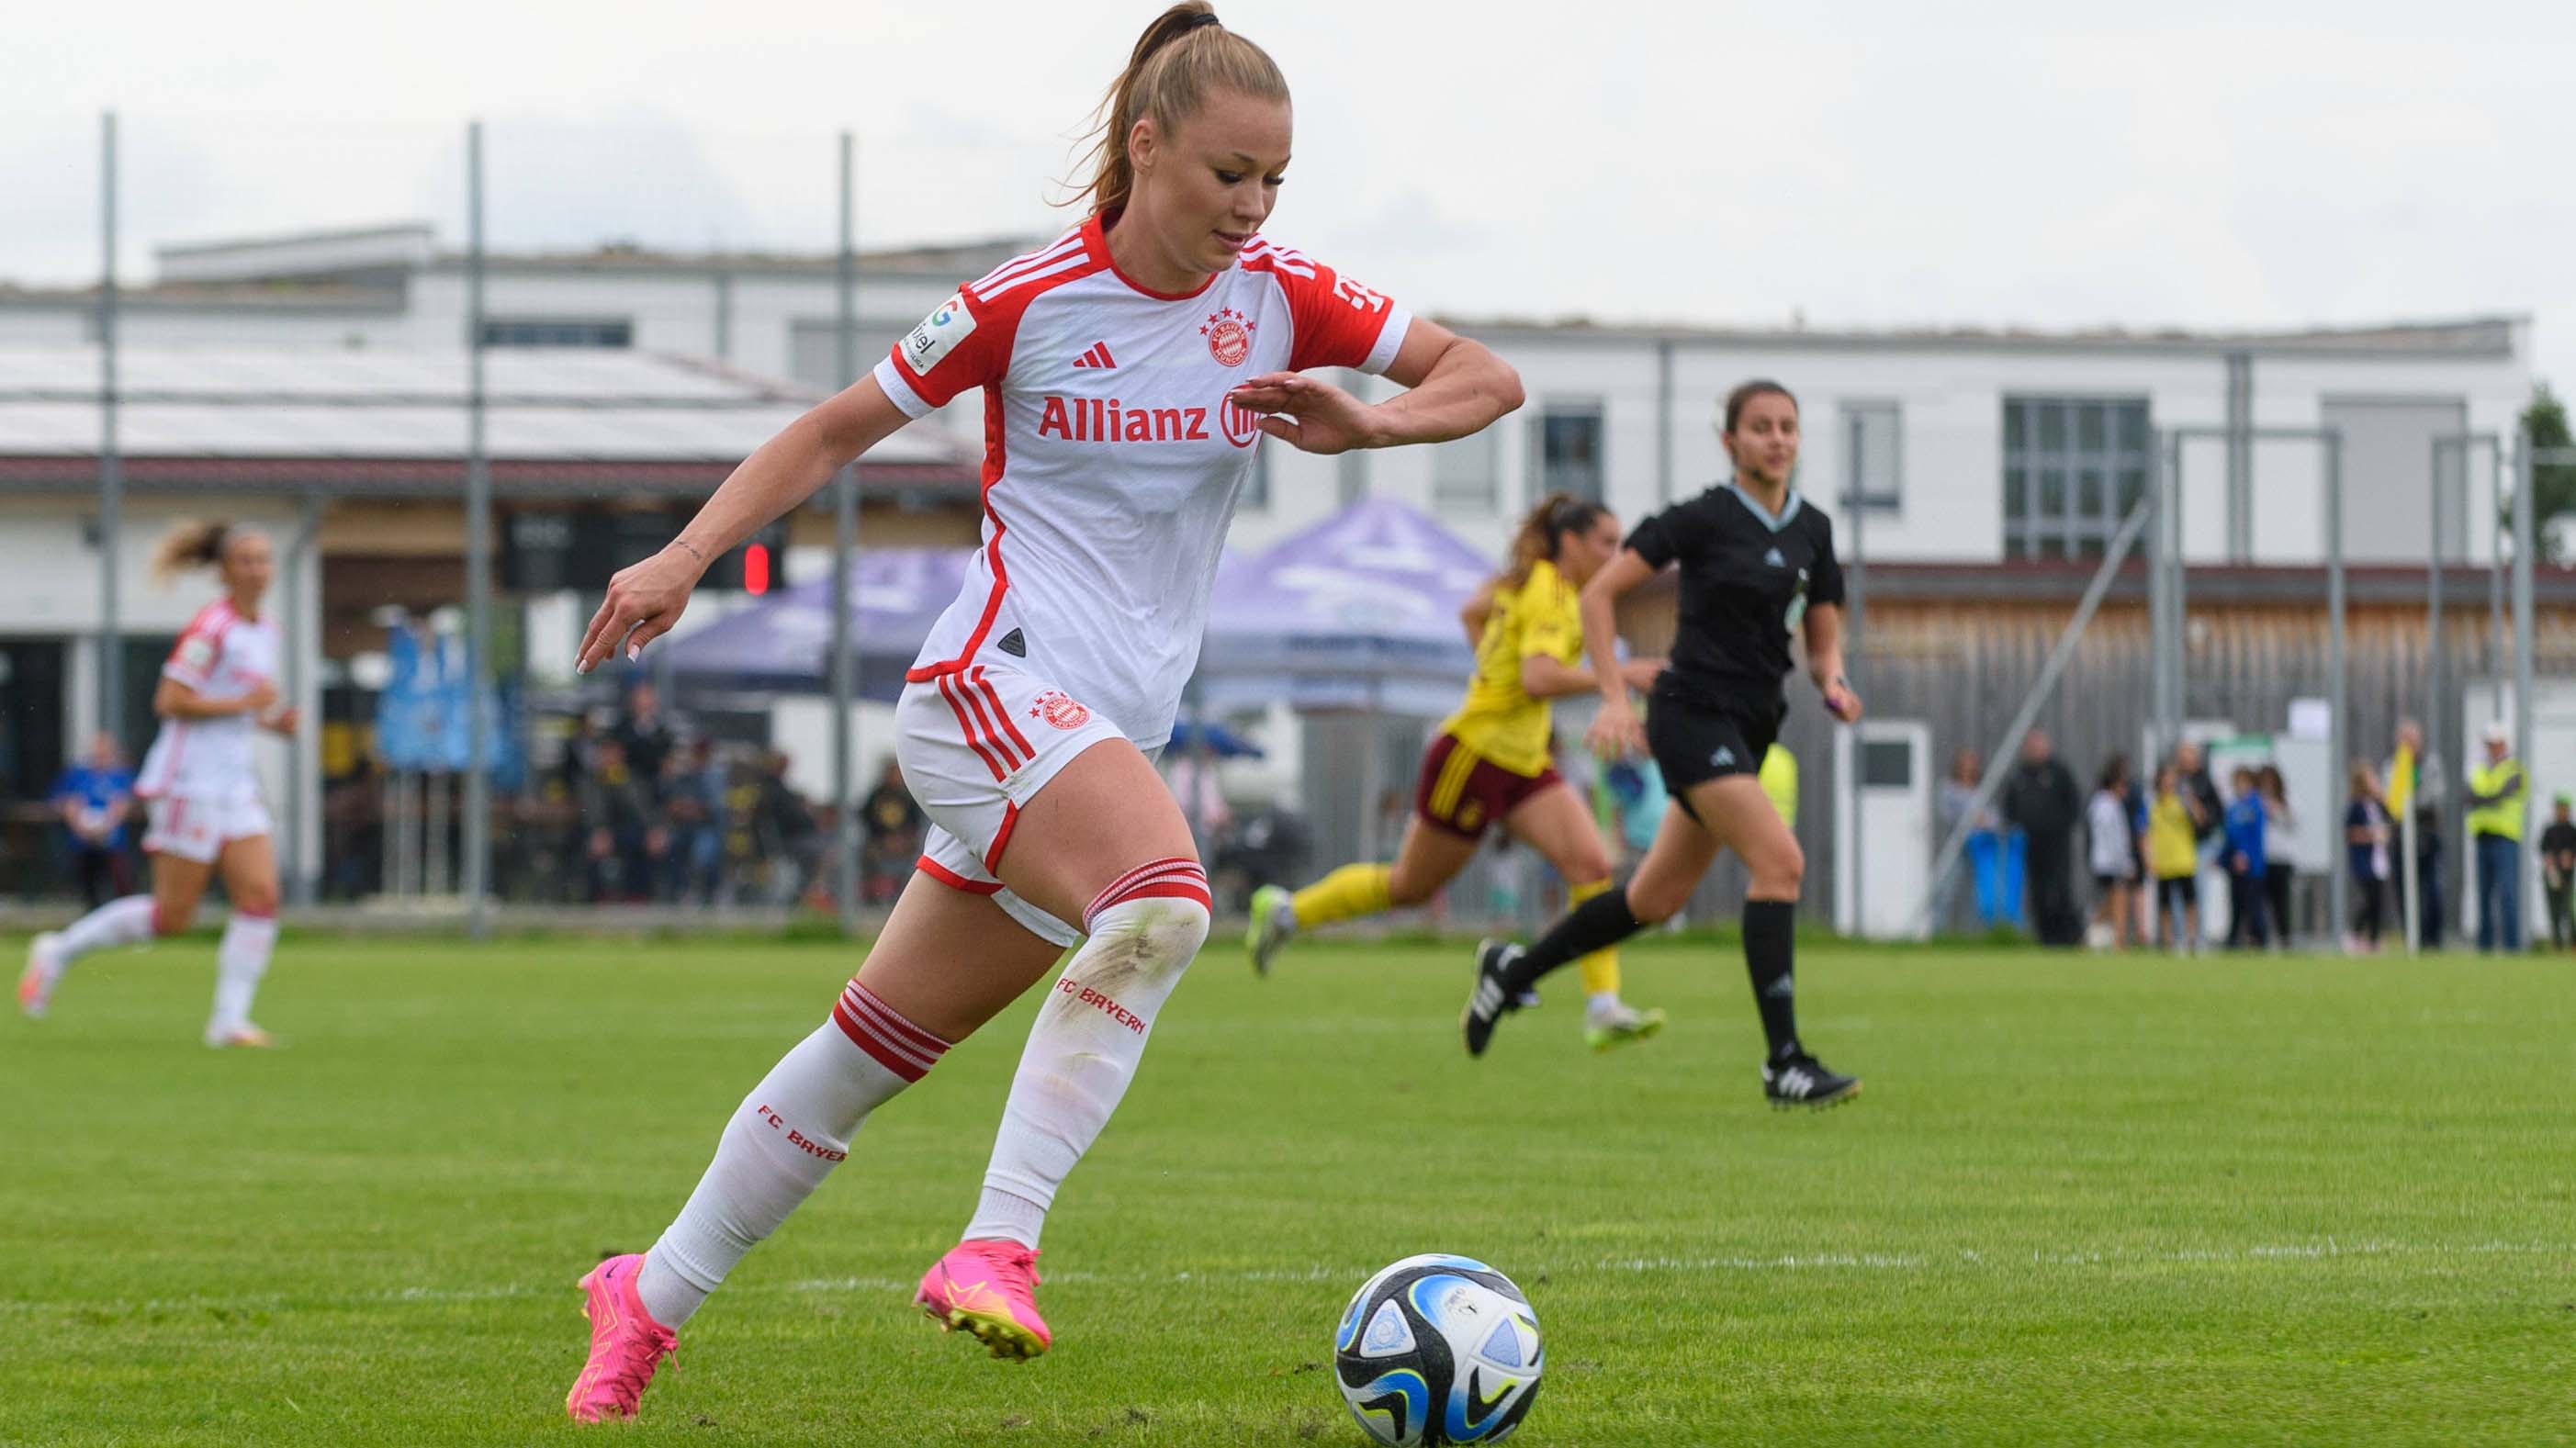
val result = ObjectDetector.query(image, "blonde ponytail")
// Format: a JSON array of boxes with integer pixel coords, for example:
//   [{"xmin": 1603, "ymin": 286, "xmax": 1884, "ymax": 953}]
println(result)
[{"xmin": 1067, "ymin": 4, "xmax": 1288, "ymax": 218}]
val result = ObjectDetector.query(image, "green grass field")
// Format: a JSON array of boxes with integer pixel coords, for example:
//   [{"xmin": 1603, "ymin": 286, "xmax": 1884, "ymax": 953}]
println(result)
[{"xmin": 1, "ymin": 931, "xmax": 2569, "ymax": 1446}]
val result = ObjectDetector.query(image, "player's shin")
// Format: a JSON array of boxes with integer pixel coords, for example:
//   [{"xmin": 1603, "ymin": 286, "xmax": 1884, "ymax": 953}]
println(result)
[
  {"xmin": 1502, "ymin": 886, "xmax": 1645, "ymax": 996},
  {"xmin": 967, "ymin": 859, "xmax": 1211, "ymax": 1248},
  {"xmin": 207, "ymin": 910, "xmax": 277, "ymax": 1038},
  {"xmin": 636, "ymin": 982, "xmax": 951, "ymax": 1329}
]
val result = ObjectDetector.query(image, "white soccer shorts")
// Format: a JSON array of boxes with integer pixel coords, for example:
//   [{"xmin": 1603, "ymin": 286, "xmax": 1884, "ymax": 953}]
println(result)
[
  {"xmin": 141, "ymin": 789, "xmax": 274, "ymax": 864},
  {"xmin": 895, "ymin": 658, "xmax": 1131, "ymax": 947}
]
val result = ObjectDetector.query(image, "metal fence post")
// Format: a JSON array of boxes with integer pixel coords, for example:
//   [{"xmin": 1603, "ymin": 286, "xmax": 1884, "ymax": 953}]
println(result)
[
  {"xmin": 2325, "ymin": 432, "xmax": 2348, "ymax": 946},
  {"xmin": 2513, "ymin": 431, "xmax": 2537, "ymax": 942},
  {"xmin": 97, "ymin": 110, "xmax": 124, "ymax": 752},
  {"xmin": 463, "ymin": 119, "xmax": 493, "ymax": 939},
  {"xmin": 830, "ymin": 130, "xmax": 861, "ymax": 938}
]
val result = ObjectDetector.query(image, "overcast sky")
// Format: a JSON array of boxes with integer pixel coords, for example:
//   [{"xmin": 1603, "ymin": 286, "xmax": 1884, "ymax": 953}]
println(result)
[{"xmin": 7, "ymin": 0, "xmax": 2570, "ymax": 392}]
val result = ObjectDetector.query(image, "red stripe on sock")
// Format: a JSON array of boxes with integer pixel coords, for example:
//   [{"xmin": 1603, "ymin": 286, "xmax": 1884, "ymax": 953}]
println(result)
[
  {"xmin": 1085, "ymin": 859, "xmax": 1209, "ymax": 931},
  {"xmin": 1089, "ymin": 857, "xmax": 1198, "ymax": 912},
  {"xmin": 838, "ymin": 999, "xmax": 939, "ymax": 1076},
  {"xmin": 844, "ymin": 980, "xmax": 952, "ymax": 1055},
  {"xmin": 830, "ymin": 1000, "xmax": 930, "ymax": 1083}
]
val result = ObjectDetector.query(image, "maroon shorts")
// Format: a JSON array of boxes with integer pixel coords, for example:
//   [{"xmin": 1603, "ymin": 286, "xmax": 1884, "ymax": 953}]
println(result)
[{"xmin": 1412, "ymin": 731, "xmax": 1561, "ymax": 840}]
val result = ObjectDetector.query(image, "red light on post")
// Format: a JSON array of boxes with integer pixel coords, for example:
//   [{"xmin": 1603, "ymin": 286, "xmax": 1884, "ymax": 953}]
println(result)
[{"xmin": 744, "ymin": 543, "xmax": 771, "ymax": 595}]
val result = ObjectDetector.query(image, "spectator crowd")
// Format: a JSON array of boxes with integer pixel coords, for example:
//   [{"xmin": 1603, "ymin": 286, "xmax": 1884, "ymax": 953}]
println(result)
[{"xmin": 1941, "ymin": 715, "xmax": 2548, "ymax": 957}]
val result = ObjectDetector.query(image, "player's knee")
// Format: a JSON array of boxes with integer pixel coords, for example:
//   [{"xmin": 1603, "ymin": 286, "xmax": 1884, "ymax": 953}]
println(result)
[
  {"xmin": 1749, "ymin": 839, "xmax": 1805, "ymax": 898},
  {"xmin": 1081, "ymin": 859, "xmax": 1212, "ymax": 982},
  {"xmin": 232, "ymin": 888, "xmax": 281, "ymax": 919},
  {"xmin": 1565, "ymin": 840, "xmax": 1614, "ymax": 884}
]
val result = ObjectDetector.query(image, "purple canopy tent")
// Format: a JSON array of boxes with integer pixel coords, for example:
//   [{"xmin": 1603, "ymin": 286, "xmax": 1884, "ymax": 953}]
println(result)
[
  {"xmin": 1194, "ymin": 497, "xmax": 1497, "ymax": 860},
  {"xmin": 658, "ymin": 548, "xmax": 968, "ymax": 701},
  {"xmin": 1195, "ymin": 495, "xmax": 1490, "ymax": 716}
]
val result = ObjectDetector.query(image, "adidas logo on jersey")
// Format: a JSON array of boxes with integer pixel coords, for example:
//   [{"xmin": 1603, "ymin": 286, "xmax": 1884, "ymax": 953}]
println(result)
[{"xmin": 1071, "ymin": 342, "xmax": 1118, "ymax": 369}]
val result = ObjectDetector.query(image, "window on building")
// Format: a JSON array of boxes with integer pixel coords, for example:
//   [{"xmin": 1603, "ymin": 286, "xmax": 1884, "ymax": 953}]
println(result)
[
  {"xmin": 1532, "ymin": 400, "xmax": 1604, "ymax": 504},
  {"xmin": 2002, "ymin": 396, "xmax": 2151, "ymax": 559},
  {"xmin": 479, "ymin": 317, "xmax": 634, "ymax": 349},
  {"xmin": 1840, "ymin": 400, "xmax": 1902, "ymax": 513},
  {"xmin": 1433, "ymin": 429, "xmax": 1501, "ymax": 515}
]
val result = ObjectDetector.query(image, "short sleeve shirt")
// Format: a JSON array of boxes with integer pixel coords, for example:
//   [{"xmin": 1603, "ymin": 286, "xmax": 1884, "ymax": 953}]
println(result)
[
  {"xmin": 1626, "ymin": 482, "xmax": 1843, "ymax": 714},
  {"xmin": 1441, "ymin": 558, "xmax": 1581, "ymax": 778}
]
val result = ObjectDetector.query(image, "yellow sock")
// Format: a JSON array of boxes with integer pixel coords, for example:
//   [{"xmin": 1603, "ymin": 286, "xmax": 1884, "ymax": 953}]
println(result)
[
  {"xmin": 1291, "ymin": 863, "xmax": 1394, "ymax": 930},
  {"xmin": 1569, "ymin": 878, "xmax": 1622, "ymax": 997}
]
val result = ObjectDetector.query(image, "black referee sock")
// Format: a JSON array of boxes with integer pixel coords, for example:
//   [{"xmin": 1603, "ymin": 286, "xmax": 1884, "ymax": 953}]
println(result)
[
  {"xmin": 1502, "ymin": 888, "xmax": 1645, "ymax": 996},
  {"xmin": 1742, "ymin": 899, "xmax": 1800, "ymax": 1060}
]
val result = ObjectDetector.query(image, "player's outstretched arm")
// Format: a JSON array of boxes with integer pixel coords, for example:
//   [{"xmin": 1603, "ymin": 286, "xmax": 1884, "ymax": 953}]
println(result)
[
  {"xmin": 578, "ymin": 375, "xmax": 913, "ymax": 673},
  {"xmin": 1228, "ymin": 320, "xmax": 1522, "ymax": 455}
]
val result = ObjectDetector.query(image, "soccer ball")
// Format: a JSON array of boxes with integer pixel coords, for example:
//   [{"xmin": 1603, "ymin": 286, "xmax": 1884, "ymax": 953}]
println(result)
[{"xmin": 1333, "ymin": 1254, "xmax": 1542, "ymax": 1445}]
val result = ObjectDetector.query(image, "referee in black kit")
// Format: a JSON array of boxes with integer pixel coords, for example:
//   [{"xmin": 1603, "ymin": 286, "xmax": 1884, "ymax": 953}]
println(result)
[{"xmin": 1462, "ymin": 379, "xmax": 1863, "ymax": 1108}]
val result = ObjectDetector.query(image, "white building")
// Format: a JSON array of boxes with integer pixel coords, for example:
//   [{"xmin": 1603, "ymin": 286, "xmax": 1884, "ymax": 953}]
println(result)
[
  {"xmin": 0, "ymin": 222, "xmax": 2532, "ymax": 567},
  {"xmin": 0, "ymin": 221, "xmax": 2542, "ymax": 908}
]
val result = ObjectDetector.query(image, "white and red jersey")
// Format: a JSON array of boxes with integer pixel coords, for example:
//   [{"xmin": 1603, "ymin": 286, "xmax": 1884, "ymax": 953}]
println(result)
[
  {"xmin": 874, "ymin": 212, "xmax": 1412, "ymax": 749},
  {"xmin": 135, "ymin": 600, "xmax": 279, "ymax": 801}
]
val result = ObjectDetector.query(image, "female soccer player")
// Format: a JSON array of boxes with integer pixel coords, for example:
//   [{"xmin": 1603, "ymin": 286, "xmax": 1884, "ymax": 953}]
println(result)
[
  {"xmin": 1244, "ymin": 492, "xmax": 1666, "ymax": 1049},
  {"xmin": 1457, "ymin": 380, "xmax": 1864, "ymax": 1109},
  {"xmin": 560, "ymin": 4, "xmax": 1523, "ymax": 1421},
  {"xmin": 19, "ymin": 522, "xmax": 295, "ymax": 1047}
]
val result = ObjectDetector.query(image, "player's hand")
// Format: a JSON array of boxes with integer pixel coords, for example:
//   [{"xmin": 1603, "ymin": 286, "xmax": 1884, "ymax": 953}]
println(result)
[
  {"xmin": 1586, "ymin": 702, "xmax": 1646, "ymax": 759},
  {"xmin": 1822, "ymin": 676, "xmax": 1863, "ymax": 723},
  {"xmin": 1620, "ymin": 657, "xmax": 1666, "ymax": 691},
  {"xmin": 579, "ymin": 545, "xmax": 703, "ymax": 674},
  {"xmin": 239, "ymin": 679, "xmax": 280, "ymax": 717},
  {"xmin": 264, "ymin": 706, "xmax": 301, "ymax": 738},
  {"xmin": 1227, "ymin": 372, "xmax": 1381, "ymax": 455}
]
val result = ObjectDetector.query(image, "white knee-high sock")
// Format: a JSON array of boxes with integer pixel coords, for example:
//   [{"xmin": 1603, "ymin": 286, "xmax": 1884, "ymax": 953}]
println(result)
[
  {"xmin": 56, "ymin": 894, "xmax": 159, "ymax": 964},
  {"xmin": 636, "ymin": 980, "xmax": 951, "ymax": 1329},
  {"xmin": 966, "ymin": 858, "xmax": 1211, "ymax": 1250},
  {"xmin": 208, "ymin": 911, "xmax": 278, "ymax": 1038}
]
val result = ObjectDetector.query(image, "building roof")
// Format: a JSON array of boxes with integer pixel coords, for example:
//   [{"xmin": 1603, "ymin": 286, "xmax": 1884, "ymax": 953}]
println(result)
[
  {"xmin": 0, "ymin": 344, "xmax": 976, "ymax": 498},
  {"xmin": 1432, "ymin": 312, "xmax": 2526, "ymax": 360}
]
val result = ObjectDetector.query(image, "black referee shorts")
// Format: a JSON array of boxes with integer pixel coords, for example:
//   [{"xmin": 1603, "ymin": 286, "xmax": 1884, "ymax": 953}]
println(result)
[{"xmin": 1647, "ymin": 693, "xmax": 1785, "ymax": 823}]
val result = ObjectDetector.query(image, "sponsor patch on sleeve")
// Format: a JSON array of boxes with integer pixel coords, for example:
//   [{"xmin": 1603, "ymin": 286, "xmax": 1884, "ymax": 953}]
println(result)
[
  {"xmin": 176, "ymin": 635, "xmax": 216, "ymax": 671},
  {"xmin": 901, "ymin": 292, "xmax": 977, "ymax": 376}
]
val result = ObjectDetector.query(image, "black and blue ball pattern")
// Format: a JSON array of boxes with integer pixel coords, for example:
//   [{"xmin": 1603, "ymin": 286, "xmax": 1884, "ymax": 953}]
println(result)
[{"xmin": 1333, "ymin": 1253, "xmax": 1543, "ymax": 1445}]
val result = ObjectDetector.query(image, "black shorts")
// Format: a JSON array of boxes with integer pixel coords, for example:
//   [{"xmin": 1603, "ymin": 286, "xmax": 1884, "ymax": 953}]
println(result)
[
  {"xmin": 1647, "ymin": 694, "xmax": 1784, "ymax": 822},
  {"xmin": 2156, "ymin": 876, "xmax": 2199, "ymax": 912}
]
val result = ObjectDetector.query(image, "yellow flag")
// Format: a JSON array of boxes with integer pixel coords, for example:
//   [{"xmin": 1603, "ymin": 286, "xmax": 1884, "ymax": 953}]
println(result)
[{"xmin": 2388, "ymin": 741, "xmax": 2414, "ymax": 816}]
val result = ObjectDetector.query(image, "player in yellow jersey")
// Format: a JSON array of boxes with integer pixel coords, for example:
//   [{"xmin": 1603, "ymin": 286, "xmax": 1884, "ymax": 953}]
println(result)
[{"xmin": 1247, "ymin": 492, "xmax": 1670, "ymax": 1048}]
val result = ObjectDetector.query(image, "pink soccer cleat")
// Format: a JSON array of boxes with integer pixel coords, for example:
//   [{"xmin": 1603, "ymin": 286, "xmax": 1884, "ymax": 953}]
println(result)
[
  {"xmin": 18, "ymin": 933, "xmax": 63, "ymax": 1018},
  {"xmin": 917, "ymin": 1239, "xmax": 1051, "ymax": 1360},
  {"xmin": 204, "ymin": 1024, "xmax": 276, "ymax": 1050},
  {"xmin": 566, "ymin": 1253, "xmax": 679, "ymax": 1423}
]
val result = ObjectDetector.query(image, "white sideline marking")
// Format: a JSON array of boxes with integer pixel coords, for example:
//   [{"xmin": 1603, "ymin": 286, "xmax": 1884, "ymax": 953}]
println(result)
[{"xmin": 5, "ymin": 1240, "xmax": 2561, "ymax": 1320}]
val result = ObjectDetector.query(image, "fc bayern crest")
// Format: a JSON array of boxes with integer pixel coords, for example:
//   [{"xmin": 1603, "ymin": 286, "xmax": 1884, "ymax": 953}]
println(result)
[
  {"xmin": 1202, "ymin": 306, "xmax": 1254, "ymax": 367},
  {"xmin": 1029, "ymin": 690, "xmax": 1092, "ymax": 730}
]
